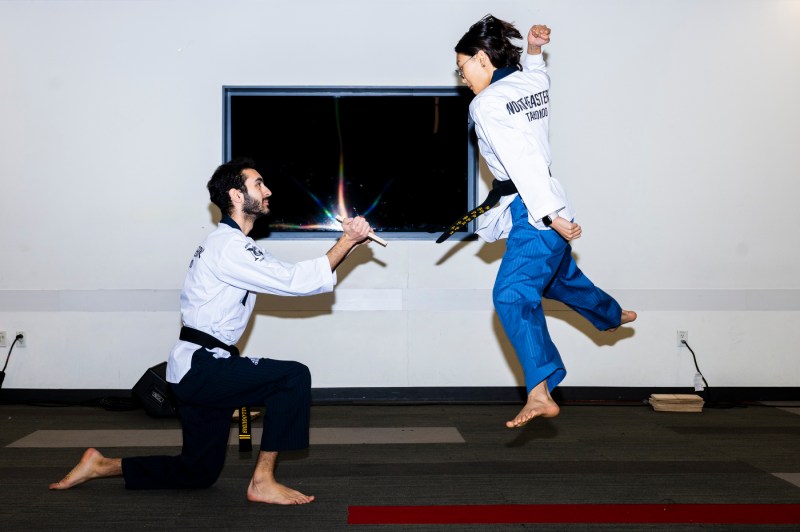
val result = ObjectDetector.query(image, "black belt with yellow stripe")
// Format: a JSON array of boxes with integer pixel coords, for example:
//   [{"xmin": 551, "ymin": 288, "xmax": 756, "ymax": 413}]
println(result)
[{"xmin": 436, "ymin": 179, "xmax": 518, "ymax": 243}]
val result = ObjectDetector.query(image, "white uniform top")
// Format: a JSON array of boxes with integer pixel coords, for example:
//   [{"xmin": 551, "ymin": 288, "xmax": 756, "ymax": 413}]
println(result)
[
  {"xmin": 166, "ymin": 217, "xmax": 336, "ymax": 383},
  {"xmin": 471, "ymin": 53, "xmax": 574, "ymax": 242}
]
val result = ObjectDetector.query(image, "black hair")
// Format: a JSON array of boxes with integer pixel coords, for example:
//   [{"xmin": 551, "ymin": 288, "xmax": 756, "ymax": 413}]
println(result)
[
  {"xmin": 455, "ymin": 14, "xmax": 523, "ymax": 70},
  {"xmin": 207, "ymin": 157, "xmax": 256, "ymax": 215}
]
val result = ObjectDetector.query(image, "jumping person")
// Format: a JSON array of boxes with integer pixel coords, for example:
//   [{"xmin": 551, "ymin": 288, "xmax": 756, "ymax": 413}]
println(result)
[
  {"xmin": 49, "ymin": 157, "xmax": 372, "ymax": 504},
  {"xmin": 451, "ymin": 16, "xmax": 636, "ymax": 428}
]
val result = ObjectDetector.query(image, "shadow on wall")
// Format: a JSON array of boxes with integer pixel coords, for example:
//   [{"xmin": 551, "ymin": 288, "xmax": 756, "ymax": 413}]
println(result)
[
  {"xmin": 547, "ymin": 306, "xmax": 635, "ymax": 347},
  {"xmin": 490, "ymin": 296, "xmax": 636, "ymax": 389}
]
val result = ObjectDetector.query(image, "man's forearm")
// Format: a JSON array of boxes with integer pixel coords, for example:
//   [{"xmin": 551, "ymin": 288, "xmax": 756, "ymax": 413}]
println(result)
[{"xmin": 326, "ymin": 237, "xmax": 359, "ymax": 272}]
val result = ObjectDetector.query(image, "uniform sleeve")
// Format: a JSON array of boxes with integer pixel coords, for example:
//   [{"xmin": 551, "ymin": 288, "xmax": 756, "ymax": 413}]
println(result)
[
  {"xmin": 215, "ymin": 238, "xmax": 335, "ymax": 297},
  {"xmin": 523, "ymin": 52, "xmax": 547, "ymax": 73},
  {"xmin": 471, "ymin": 96, "xmax": 564, "ymax": 221}
]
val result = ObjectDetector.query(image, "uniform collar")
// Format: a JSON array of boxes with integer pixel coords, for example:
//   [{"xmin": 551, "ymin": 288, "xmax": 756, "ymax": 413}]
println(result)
[
  {"xmin": 220, "ymin": 215, "xmax": 243, "ymax": 233},
  {"xmin": 491, "ymin": 66, "xmax": 520, "ymax": 84}
]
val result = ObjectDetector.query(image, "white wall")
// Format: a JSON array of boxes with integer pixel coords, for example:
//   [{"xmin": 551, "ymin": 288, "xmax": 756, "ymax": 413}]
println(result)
[{"xmin": 1, "ymin": 0, "xmax": 798, "ymax": 391}]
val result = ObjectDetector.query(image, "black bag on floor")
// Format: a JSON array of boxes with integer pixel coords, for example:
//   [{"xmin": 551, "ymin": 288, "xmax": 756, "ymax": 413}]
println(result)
[{"xmin": 132, "ymin": 362, "xmax": 178, "ymax": 418}]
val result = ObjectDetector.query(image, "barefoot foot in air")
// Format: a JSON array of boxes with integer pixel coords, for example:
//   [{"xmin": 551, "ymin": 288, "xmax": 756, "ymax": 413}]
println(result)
[
  {"xmin": 506, "ymin": 381, "xmax": 560, "ymax": 428},
  {"xmin": 49, "ymin": 448, "xmax": 122, "ymax": 490},
  {"xmin": 607, "ymin": 310, "xmax": 637, "ymax": 332}
]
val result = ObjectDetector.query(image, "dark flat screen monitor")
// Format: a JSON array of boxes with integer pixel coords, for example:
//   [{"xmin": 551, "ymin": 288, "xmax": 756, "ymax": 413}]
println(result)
[{"xmin": 223, "ymin": 87, "xmax": 478, "ymax": 240}]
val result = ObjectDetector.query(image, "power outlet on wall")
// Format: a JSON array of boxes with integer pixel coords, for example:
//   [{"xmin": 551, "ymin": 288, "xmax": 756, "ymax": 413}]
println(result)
[
  {"xmin": 677, "ymin": 330, "xmax": 689, "ymax": 347},
  {"xmin": 0, "ymin": 331, "xmax": 6, "ymax": 348},
  {"xmin": 15, "ymin": 331, "xmax": 26, "ymax": 348}
]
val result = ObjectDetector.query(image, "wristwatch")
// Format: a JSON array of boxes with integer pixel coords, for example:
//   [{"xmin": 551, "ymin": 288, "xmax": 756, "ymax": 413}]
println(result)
[{"xmin": 542, "ymin": 212, "xmax": 558, "ymax": 227}]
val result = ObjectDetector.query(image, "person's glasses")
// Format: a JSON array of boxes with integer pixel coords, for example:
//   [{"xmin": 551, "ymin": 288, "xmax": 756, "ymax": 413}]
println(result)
[{"xmin": 454, "ymin": 55, "xmax": 477, "ymax": 79}]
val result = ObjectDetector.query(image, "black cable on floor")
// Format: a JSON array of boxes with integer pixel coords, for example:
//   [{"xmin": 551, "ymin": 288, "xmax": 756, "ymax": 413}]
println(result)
[{"xmin": 681, "ymin": 339, "xmax": 743, "ymax": 409}]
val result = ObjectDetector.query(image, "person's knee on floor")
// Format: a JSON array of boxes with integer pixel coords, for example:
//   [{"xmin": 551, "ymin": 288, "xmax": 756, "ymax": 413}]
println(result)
[{"xmin": 183, "ymin": 464, "xmax": 224, "ymax": 489}]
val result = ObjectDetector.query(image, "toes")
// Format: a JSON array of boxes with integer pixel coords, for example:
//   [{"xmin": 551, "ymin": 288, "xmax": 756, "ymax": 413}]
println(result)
[{"xmin": 290, "ymin": 493, "xmax": 313, "ymax": 504}]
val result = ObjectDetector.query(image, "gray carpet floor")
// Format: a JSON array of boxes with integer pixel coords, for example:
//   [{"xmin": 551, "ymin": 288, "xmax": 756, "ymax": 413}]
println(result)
[{"xmin": 1, "ymin": 401, "xmax": 799, "ymax": 531}]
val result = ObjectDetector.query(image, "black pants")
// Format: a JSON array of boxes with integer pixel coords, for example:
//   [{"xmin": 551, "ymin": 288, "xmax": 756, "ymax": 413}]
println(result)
[{"xmin": 121, "ymin": 349, "xmax": 311, "ymax": 490}]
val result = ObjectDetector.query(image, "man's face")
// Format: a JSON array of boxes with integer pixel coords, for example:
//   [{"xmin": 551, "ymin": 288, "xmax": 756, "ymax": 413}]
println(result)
[{"xmin": 240, "ymin": 168, "xmax": 272, "ymax": 217}]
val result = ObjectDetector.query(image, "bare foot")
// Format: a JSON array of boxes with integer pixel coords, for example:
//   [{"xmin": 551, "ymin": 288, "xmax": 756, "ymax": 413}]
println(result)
[
  {"xmin": 49, "ymin": 448, "xmax": 121, "ymax": 490},
  {"xmin": 607, "ymin": 309, "xmax": 637, "ymax": 332},
  {"xmin": 506, "ymin": 382, "xmax": 560, "ymax": 428},
  {"xmin": 247, "ymin": 478, "xmax": 315, "ymax": 505}
]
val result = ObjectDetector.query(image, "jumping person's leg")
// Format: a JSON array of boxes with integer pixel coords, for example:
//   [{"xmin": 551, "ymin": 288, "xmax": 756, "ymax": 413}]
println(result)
[
  {"xmin": 543, "ymin": 247, "xmax": 636, "ymax": 331},
  {"xmin": 494, "ymin": 276, "xmax": 565, "ymax": 394},
  {"xmin": 494, "ymin": 254, "xmax": 564, "ymax": 428},
  {"xmin": 494, "ymin": 197, "xmax": 567, "ymax": 428}
]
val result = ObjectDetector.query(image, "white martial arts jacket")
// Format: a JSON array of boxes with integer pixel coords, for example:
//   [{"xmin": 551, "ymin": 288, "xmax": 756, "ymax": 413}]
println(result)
[
  {"xmin": 471, "ymin": 52, "xmax": 574, "ymax": 242},
  {"xmin": 166, "ymin": 217, "xmax": 335, "ymax": 383}
]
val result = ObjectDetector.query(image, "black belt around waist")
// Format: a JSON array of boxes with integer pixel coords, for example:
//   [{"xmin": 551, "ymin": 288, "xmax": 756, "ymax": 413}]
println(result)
[
  {"xmin": 436, "ymin": 179, "xmax": 518, "ymax": 243},
  {"xmin": 179, "ymin": 326, "xmax": 240, "ymax": 357}
]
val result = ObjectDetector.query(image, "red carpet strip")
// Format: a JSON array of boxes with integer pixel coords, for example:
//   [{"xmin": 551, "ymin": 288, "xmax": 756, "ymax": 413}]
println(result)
[{"xmin": 348, "ymin": 503, "xmax": 800, "ymax": 525}]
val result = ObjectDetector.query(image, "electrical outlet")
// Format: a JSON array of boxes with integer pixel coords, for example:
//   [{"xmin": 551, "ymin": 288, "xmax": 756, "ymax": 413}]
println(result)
[
  {"xmin": 677, "ymin": 330, "xmax": 688, "ymax": 347},
  {"xmin": 15, "ymin": 331, "xmax": 26, "ymax": 348},
  {"xmin": 0, "ymin": 331, "xmax": 6, "ymax": 348}
]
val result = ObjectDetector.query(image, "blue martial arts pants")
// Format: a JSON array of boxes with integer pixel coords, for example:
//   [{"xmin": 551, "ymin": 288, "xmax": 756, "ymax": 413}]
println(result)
[
  {"xmin": 493, "ymin": 196, "xmax": 622, "ymax": 394},
  {"xmin": 121, "ymin": 349, "xmax": 310, "ymax": 490}
]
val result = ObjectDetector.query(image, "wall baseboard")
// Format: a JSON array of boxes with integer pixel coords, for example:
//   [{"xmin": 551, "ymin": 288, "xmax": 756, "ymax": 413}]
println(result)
[
  {"xmin": 1, "ymin": 386, "xmax": 797, "ymax": 406},
  {"xmin": 310, "ymin": 387, "xmax": 800, "ymax": 404}
]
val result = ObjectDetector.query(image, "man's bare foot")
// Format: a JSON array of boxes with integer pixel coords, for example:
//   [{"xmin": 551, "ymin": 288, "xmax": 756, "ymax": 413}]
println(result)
[
  {"xmin": 607, "ymin": 309, "xmax": 637, "ymax": 332},
  {"xmin": 49, "ymin": 448, "xmax": 122, "ymax": 490},
  {"xmin": 506, "ymin": 382, "xmax": 560, "ymax": 428},
  {"xmin": 247, "ymin": 478, "xmax": 315, "ymax": 505}
]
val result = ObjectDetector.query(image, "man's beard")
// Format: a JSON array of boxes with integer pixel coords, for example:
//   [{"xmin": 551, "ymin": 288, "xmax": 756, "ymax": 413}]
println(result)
[{"xmin": 242, "ymin": 191, "xmax": 267, "ymax": 218}]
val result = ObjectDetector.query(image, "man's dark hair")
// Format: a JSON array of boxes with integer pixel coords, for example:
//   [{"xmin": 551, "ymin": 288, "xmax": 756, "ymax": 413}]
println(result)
[
  {"xmin": 207, "ymin": 157, "xmax": 256, "ymax": 215},
  {"xmin": 455, "ymin": 14, "xmax": 523, "ymax": 70}
]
